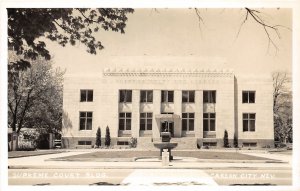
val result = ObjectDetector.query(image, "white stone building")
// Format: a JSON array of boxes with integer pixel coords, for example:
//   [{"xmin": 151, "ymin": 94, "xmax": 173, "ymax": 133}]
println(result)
[{"xmin": 62, "ymin": 57, "xmax": 274, "ymax": 149}]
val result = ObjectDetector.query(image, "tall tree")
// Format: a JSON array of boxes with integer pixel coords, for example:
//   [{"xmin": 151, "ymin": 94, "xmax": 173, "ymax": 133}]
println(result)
[
  {"xmin": 8, "ymin": 8, "xmax": 134, "ymax": 63},
  {"xmin": 223, "ymin": 130, "xmax": 229, "ymax": 148},
  {"xmin": 272, "ymin": 72, "xmax": 292, "ymax": 143},
  {"xmin": 95, "ymin": 127, "xmax": 101, "ymax": 147},
  {"xmin": 8, "ymin": 51, "xmax": 64, "ymax": 133},
  {"xmin": 105, "ymin": 126, "xmax": 111, "ymax": 147}
]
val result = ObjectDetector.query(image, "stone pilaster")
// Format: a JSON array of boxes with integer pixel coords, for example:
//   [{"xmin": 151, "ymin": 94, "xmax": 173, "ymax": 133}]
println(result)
[
  {"xmin": 153, "ymin": 90, "xmax": 161, "ymax": 139},
  {"xmin": 174, "ymin": 90, "xmax": 182, "ymax": 137},
  {"xmin": 195, "ymin": 90, "xmax": 203, "ymax": 138},
  {"xmin": 131, "ymin": 90, "xmax": 140, "ymax": 138}
]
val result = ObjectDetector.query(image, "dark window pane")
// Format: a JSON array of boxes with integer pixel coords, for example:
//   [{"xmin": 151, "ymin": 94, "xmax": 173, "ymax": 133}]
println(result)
[
  {"xmin": 126, "ymin": 119, "xmax": 131, "ymax": 130},
  {"xmin": 87, "ymin": 90, "xmax": 93, "ymax": 101},
  {"xmin": 119, "ymin": 113, "xmax": 125, "ymax": 118},
  {"xmin": 210, "ymin": 120, "xmax": 215, "ymax": 131},
  {"xmin": 141, "ymin": 91, "xmax": 146, "ymax": 102},
  {"xmin": 126, "ymin": 90, "xmax": 132, "ymax": 102},
  {"xmin": 161, "ymin": 91, "xmax": 166, "ymax": 102},
  {"xmin": 126, "ymin": 113, "xmax": 131, "ymax": 118},
  {"xmin": 203, "ymin": 91, "xmax": 208, "ymax": 103},
  {"xmin": 80, "ymin": 90, "xmax": 86, "ymax": 102},
  {"xmin": 189, "ymin": 91, "xmax": 195, "ymax": 102},
  {"xmin": 210, "ymin": 113, "xmax": 215, "ymax": 118},
  {"xmin": 242, "ymin": 92, "xmax": 248, "ymax": 103},
  {"xmin": 203, "ymin": 120, "xmax": 209, "ymax": 131},
  {"xmin": 203, "ymin": 113, "xmax": 208, "ymax": 118},
  {"xmin": 249, "ymin": 92, "xmax": 255, "ymax": 103},
  {"xmin": 211, "ymin": 91, "xmax": 216, "ymax": 103},
  {"xmin": 243, "ymin": 113, "xmax": 248, "ymax": 119},
  {"xmin": 80, "ymin": 112, "xmax": 86, "ymax": 117},
  {"xmin": 140, "ymin": 121, "xmax": 145, "ymax": 130},
  {"xmin": 148, "ymin": 91, "xmax": 153, "ymax": 102},
  {"xmin": 182, "ymin": 119, "xmax": 187, "ymax": 131},
  {"xmin": 86, "ymin": 118, "xmax": 92, "ymax": 130},
  {"xmin": 140, "ymin": 119, "xmax": 146, "ymax": 125},
  {"xmin": 147, "ymin": 119, "xmax": 152, "ymax": 130},
  {"xmin": 189, "ymin": 113, "xmax": 195, "ymax": 118},
  {"xmin": 182, "ymin": 113, "xmax": 187, "ymax": 118},
  {"xmin": 182, "ymin": 91, "xmax": 188, "ymax": 102},
  {"xmin": 189, "ymin": 119, "xmax": 194, "ymax": 131},
  {"xmin": 80, "ymin": 118, "xmax": 86, "ymax": 130},
  {"xmin": 250, "ymin": 120, "xmax": 255, "ymax": 131},
  {"xmin": 147, "ymin": 113, "xmax": 152, "ymax": 118},
  {"xmin": 250, "ymin": 113, "xmax": 255, "ymax": 119},
  {"xmin": 243, "ymin": 120, "xmax": 248, "ymax": 131},
  {"xmin": 168, "ymin": 91, "xmax": 174, "ymax": 102},
  {"xmin": 120, "ymin": 90, "xmax": 125, "ymax": 102},
  {"xmin": 140, "ymin": 113, "xmax": 146, "ymax": 118},
  {"xmin": 119, "ymin": 119, "xmax": 125, "ymax": 130},
  {"xmin": 87, "ymin": 112, "xmax": 92, "ymax": 117}
]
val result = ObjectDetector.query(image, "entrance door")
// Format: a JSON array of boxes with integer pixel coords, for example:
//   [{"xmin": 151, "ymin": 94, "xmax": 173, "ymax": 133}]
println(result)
[{"xmin": 161, "ymin": 121, "xmax": 174, "ymax": 137}]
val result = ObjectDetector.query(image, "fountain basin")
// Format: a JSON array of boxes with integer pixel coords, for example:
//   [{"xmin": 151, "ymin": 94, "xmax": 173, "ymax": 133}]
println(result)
[{"xmin": 153, "ymin": 142, "xmax": 178, "ymax": 160}]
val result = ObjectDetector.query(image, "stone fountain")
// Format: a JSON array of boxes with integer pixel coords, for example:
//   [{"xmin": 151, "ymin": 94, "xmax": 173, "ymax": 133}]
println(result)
[{"xmin": 153, "ymin": 132, "xmax": 178, "ymax": 160}]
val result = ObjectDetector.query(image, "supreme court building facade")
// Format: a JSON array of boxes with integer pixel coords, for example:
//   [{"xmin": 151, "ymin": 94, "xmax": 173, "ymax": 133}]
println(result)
[{"xmin": 61, "ymin": 58, "xmax": 274, "ymax": 149}]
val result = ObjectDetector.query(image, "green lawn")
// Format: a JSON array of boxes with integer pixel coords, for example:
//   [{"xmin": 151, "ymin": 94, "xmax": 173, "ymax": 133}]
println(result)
[
  {"xmin": 56, "ymin": 150, "xmax": 270, "ymax": 161},
  {"xmin": 8, "ymin": 150, "xmax": 65, "ymax": 158}
]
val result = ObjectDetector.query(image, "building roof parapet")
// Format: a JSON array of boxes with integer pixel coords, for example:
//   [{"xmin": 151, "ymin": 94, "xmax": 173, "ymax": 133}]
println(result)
[{"xmin": 103, "ymin": 68, "xmax": 234, "ymax": 77}]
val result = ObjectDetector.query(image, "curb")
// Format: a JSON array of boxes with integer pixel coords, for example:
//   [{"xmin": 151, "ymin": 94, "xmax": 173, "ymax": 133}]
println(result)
[{"xmin": 8, "ymin": 151, "xmax": 67, "ymax": 159}]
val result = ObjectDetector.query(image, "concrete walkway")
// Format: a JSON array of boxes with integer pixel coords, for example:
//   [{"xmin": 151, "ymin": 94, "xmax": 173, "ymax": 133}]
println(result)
[{"xmin": 8, "ymin": 150, "xmax": 292, "ymax": 170}]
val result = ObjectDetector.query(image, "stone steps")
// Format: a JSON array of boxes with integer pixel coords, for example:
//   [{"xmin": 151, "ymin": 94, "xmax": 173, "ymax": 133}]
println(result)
[{"xmin": 171, "ymin": 137, "xmax": 198, "ymax": 150}]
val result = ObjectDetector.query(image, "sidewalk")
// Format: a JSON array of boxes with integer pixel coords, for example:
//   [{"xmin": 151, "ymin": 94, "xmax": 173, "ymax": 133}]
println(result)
[{"xmin": 8, "ymin": 151, "xmax": 292, "ymax": 170}]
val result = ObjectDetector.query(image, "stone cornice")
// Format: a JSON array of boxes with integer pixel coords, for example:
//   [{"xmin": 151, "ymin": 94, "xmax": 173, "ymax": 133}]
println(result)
[{"xmin": 103, "ymin": 68, "xmax": 234, "ymax": 77}]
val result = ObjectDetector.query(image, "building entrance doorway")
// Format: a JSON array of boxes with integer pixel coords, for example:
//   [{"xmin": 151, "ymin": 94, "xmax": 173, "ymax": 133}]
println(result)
[{"xmin": 161, "ymin": 121, "xmax": 174, "ymax": 137}]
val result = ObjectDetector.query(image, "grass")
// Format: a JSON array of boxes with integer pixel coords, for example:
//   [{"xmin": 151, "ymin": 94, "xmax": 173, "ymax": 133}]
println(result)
[
  {"xmin": 56, "ymin": 150, "xmax": 270, "ymax": 161},
  {"xmin": 8, "ymin": 150, "xmax": 65, "ymax": 158}
]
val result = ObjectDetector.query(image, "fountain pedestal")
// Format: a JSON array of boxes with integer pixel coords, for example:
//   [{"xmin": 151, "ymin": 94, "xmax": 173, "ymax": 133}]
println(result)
[{"xmin": 153, "ymin": 142, "xmax": 178, "ymax": 160}]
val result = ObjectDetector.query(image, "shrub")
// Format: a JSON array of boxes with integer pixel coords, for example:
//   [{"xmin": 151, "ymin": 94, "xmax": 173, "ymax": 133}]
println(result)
[
  {"xmin": 95, "ymin": 127, "xmax": 101, "ymax": 148},
  {"xmin": 129, "ymin": 137, "xmax": 137, "ymax": 148},
  {"xmin": 223, "ymin": 130, "xmax": 229, "ymax": 148},
  {"xmin": 105, "ymin": 126, "xmax": 111, "ymax": 147},
  {"xmin": 18, "ymin": 141, "xmax": 36, "ymax": 151}
]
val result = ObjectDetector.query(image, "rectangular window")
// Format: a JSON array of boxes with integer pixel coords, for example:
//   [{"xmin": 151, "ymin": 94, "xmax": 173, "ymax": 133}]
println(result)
[
  {"xmin": 119, "ymin": 90, "xmax": 132, "ymax": 103},
  {"xmin": 80, "ymin": 90, "xmax": 93, "ymax": 102},
  {"xmin": 79, "ymin": 112, "xmax": 93, "ymax": 130},
  {"xmin": 140, "ymin": 90, "xmax": 153, "ymax": 103},
  {"xmin": 243, "ymin": 113, "xmax": 256, "ymax": 131},
  {"xmin": 242, "ymin": 142, "xmax": 257, "ymax": 147},
  {"xmin": 203, "ymin": 113, "xmax": 216, "ymax": 131},
  {"xmin": 161, "ymin": 90, "xmax": 174, "ymax": 103},
  {"xmin": 182, "ymin": 113, "xmax": 195, "ymax": 131},
  {"xmin": 119, "ymin": 112, "xmax": 132, "ymax": 130},
  {"xmin": 203, "ymin": 91, "xmax": 216, "ymax": 103},
  {"xmin": 203, "ymin": 142, "xmax": 217, "ymax": 147},
  {"xmin": 78, "ymin": 141, "xmax": 92, "ymax": 145},
  {"xmin": 242, "ymin": 91, "xmax": 255, "ymax": 103},
  {"xmin": 117, "ymin": 141, "xmax": 129, "ymax": 145},
  {"xmin": 182, "ymin": 91, "xmax": 195, "ymax": 103},
  {"xmin": 140, "ymin": 113, "xmax": 153, "ymax": 130}
]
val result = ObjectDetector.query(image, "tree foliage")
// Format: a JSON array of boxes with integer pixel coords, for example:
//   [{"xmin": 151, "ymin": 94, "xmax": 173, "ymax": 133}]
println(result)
[
  {"xmin": 223, "ymin": 130, "xmax": 229, "ymax": 148},
  {"xmin": 8, "ymin": 51, "xmax": 64, "ymax": 133},
  {"xmin": 8, "ymin": 8, "xmax": 134, "ymax": 61},
  {"xmin": 105, "ymin": 126, "xmax": 111, "ymax": 147},
  {"xmin": 273, "ymin": 72, "xmax": 292, "ymax": 143},
  {"xmin": 96, "ymin": 127, "xmax": 101, "ymax": 147}
]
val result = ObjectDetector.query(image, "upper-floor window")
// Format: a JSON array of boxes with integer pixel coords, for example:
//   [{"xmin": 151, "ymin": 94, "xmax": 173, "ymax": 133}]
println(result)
[
  {"xmin": 140, "ymin": 113, "xmax": 152, "ymax": 130},
  {"xmin": 182, "ymin": 113, "xmax": 194, "ymax": 131},
  {"xmin": 242, "ymin": 91, "xmax": 255, "ymax": 103},
  {"xmin": 182, "ymin": 91, "xmax": 195, "ymax": 103},
  {"xmin": 161, "ymin": 90, "xmax": 174, "ymax": 103},
  {"xmin": 203, "ymin": 91, "xmax": 216, "ymax": 103},
  {"xmin": 80, "ymin": 90, "xmax": 93, "ymax": 102},
  {"xmin": 140, "ymin": 90, "xmax": 153, "ymax": 103},
  {"xmin": 119, "ymin": 112, "xmax": 132, "ymax": 130},
  {"xmin": 203, "ymin": 113, "xmax": 216, "ymax": 131},
  {"xmin": 79, "ymin": 112, "xmax": 93, "ymax": 130},
  {"xmin": 119, "ymin": 90, "xmax": 132, "ymax": 103},
  {"xmin": 243, "ymin": 113, "xmax": 256, "ymax": 132}
]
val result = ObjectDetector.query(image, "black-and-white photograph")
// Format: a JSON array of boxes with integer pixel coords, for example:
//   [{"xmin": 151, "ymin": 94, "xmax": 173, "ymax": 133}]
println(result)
[{"xmin": 1, "ymin": 1, "xmax": 299, "ymax": 191}]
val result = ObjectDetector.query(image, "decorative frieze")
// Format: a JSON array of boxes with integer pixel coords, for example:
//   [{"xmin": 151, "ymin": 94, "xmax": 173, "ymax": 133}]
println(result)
[{"xmin": 103, "ymin": 68, "xmax": 234, "ymax": 78}]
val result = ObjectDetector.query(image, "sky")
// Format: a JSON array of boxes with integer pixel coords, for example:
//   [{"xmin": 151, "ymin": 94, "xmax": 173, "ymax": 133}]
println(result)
[{"xmin": 46, "ymin": 8, "xmax": 292, "ymax": 76}]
